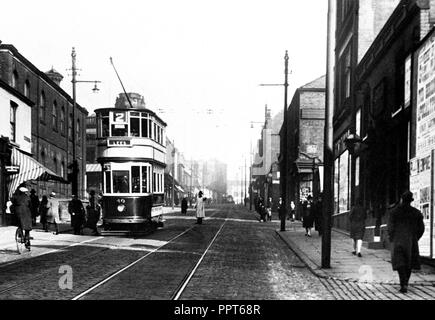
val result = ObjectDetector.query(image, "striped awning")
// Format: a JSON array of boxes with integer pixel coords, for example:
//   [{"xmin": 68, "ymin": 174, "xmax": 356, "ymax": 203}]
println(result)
[
  {"xmin": 7, "ymin": 148, "xmax": 68, "ymax": 198},
  {"xmin": 86, "ymin": 163, "xmax": 102, "ymax": 172}
]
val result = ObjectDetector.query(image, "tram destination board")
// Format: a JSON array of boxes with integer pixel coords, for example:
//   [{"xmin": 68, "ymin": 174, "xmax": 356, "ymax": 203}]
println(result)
[{"xmin": 107, "ymin": 139, "xmax": 132, "ymax": 147}]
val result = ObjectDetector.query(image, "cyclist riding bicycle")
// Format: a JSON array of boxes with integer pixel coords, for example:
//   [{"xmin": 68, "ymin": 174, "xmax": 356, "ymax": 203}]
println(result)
[{"xmin": 11, "ymin": 186, "xmax": 33, "ymax": 249}]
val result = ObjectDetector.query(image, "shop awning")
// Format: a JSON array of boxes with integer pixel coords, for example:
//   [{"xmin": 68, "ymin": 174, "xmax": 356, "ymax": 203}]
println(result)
[
  {"xmin": 7, "ymin": 147, "xmax": 69, "ymax": 198},
  {"xmin": 86, "ymin": 163, "xmax": 102, "ymax": 172}
]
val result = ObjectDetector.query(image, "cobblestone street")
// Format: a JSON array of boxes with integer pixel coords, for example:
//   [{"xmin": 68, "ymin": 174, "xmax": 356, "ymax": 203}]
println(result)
[{"xmin": 1, "ymin": 205, "xmax": 434, "ymax": 301}]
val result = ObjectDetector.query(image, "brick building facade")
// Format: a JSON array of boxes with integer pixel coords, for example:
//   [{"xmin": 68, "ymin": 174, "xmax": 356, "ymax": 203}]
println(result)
[
  {"xmin": 285, "ymin": 76, "xmax": 325, "ymax": 218},
  {"xmin": 0, "ymin": 44, "xmax": 88, "ymax": 207}
]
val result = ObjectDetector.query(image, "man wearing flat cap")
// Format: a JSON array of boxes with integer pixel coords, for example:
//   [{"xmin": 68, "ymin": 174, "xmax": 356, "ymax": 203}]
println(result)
[{"xmin": 388, "ymin": 190, "xmax": 425, "ymax": 293}]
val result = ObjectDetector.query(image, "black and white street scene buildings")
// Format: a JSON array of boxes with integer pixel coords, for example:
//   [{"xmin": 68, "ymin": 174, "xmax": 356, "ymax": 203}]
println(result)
[{"xmin": 1, "ymin": 0, "xmax": 435, "ymax": 306}]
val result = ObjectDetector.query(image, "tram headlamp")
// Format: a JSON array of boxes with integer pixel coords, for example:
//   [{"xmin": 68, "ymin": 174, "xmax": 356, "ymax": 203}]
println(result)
[{"xmin": 117, "ymin": 204, "xmax": 125, "ymax": 212}]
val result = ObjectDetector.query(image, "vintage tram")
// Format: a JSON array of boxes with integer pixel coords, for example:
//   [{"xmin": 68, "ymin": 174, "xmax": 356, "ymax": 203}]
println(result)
[{"xmin": 94, "ymin": 105, "xmax": 167, "ymax": 232}]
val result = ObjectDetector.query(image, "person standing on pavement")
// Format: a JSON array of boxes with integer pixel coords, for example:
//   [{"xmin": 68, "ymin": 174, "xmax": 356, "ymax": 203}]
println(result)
[
  {"xmin": 388, "ymin": 191, "xmax": 425, "ymax": 294},
  {"xmin": 11, "ymin": 187, "xmax": 32, "ymax": 249},
  {"xmin": 69, "ymin": 194, "xmax": 85, "ymax": 235},
  {"xmin": 314, "ymin": 194, "xmax": 323, "ymax": 236},
  {"xmin": 289, "ymin": 201, "xmax": 296, "ymax": 221},
  {"xmin": 349, "ymin": 198, "xmax": 367, "ymax": 257},
  {"xmin": 195, "ymin": 191, "xmax": 206, "ymax": 224},
  {"xmin": 46, "ymin": 192, "xmax": 60, "ymax": 235},
  {"xmin": 29, "ymin": 189, "xmax": 40, "ymax": 226},
  {"xmin": 39, "ymin": 195, "xmax": 49, "ymax": 232},
  {"xmin": 302, "ymin": 195, "xmax": 315, "ymax": 237},
  {"xmin": 181, "ymin": 197, "xmax": 188, "ymax": 215},
  {"xmin": 86, "ymin": 190, "xmax": 101, "ymax": 236},
  {"xmin": 266, "ymin": 197, "xmax": 273, "ymax": 221}
]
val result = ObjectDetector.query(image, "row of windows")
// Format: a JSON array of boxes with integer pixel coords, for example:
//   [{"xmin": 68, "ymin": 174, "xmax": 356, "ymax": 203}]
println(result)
[
  {"xmin": 97, "ymin": 111, "xmax": 165, "ymax": 145},
  {"xmin": 11, "ymin": 69, "xmax": 82, "ymax": 144},
  {"xmin": 103, "ymin": 164, "xmax": 164, "ymax": 194}
]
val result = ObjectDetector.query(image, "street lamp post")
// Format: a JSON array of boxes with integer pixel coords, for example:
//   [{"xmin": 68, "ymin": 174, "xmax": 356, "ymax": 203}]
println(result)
[
  {"xmin": 259, "ymin": 51, "xmax": 289, "ymax": 232},
  {"xmin": 71, "ymin": 47, "xmax": 101, "ymax": 197},
  {"xmin": 322, "ymin": 0, "xmax": 336, "ymax": 269}
]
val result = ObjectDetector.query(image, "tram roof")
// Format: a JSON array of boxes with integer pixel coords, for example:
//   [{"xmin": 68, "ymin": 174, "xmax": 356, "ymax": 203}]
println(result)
[{"xmin": 94, "ymin": 107, "xmax": 167, "ymax": 127}]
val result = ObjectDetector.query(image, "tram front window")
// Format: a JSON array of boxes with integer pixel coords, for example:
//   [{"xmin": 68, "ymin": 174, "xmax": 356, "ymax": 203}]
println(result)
[
  {"xmin": 132, "ymin": 166, "xmax": 140, "ymax": 193},
  {"xmin": 113, "ymin": 171, "xmax": 130, "ymax": 193},
  {"xmin": 111, "ymin": 124, "xmax": 128, "ymax": 137}
]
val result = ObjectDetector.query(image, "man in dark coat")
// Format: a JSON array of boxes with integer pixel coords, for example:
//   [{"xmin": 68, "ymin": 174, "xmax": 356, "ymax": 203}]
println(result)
[
  {"xmin": 181, "ymin": 197, "xmax": 188, "ymax": 214},
  {"xmin": 388, "ymin": 191, "xmax": 425, "ymax": 294},
  {"xmin": 349, "ymin": 198, "xmax": 367, "ymax": 257},
  {"xmin": 302, "ymin": 195, "xmax": 315, "ymax": 237},
  {"xmin": 12, "ymin": 187, "xmax": 32, "ymax": 249},
  {"xmin": 69, "ymin": 195, "xmax": 85, "ymax": 235},
  {"xmin": 313, "ymin": 194, "xmax": 323, "ymax": 236},
  {"xmin": 86, "ymin": 190, "xmax": 101, "ymax": 236},
  {"xmin": 29, "ymin": 189, "xmax": 40, "ymax": 226}
]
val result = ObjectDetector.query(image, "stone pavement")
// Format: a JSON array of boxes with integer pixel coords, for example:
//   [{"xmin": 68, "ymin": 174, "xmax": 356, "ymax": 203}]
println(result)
[{"xmin": 276, "ymin": 220, "xmax": 435, "ymax": 286}]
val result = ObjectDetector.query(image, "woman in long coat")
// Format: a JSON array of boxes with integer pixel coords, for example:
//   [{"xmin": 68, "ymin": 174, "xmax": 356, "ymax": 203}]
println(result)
[
  {"xmin": 46, "ymin": 192, "xmax": 60, "ymax": 235},
  {"xmin": 349, "ymin": 198, "xmax": 367, "ymax": 257},
  {"xmin": 302, "ymin": 195, "xmax": 315, "ymax": 236},
  {"xmin": 195, "ymin": 191, "xmax": 206, "ymax": 224},
  {"xmin": 39, "ymin": 195, "xmax": 49, "ymax": 232},
  {"xmin": 388, "ymin": 191, "xmax": 425, "ymax": 293},
  {"xmin": 12, "ymin": 187, "xmax": 32, "ymax": 248}
]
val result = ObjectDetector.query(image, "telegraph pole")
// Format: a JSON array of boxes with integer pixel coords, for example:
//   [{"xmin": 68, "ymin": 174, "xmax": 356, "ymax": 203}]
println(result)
[
  {"xmin": 259, "ymin": 51, "xmax": 289, "ymax": 232},
  {"xmin": 70, "ymin": 47, "xmax": 101, "ymax": 197},
  {"xmin": 322, "ymin": 0, "xmax": 336, "ymax": 269}
]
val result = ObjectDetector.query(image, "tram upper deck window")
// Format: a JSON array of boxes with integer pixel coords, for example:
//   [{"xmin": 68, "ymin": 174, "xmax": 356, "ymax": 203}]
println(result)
[
  {"xmin": 130, "ymin": 112, "xmax": 140, "ymax": 137},
  {"xmin": 113, "ymin": 171, "xmax": 130, "ymax": 193},
  {"xmin": 98, "ymin": 112, "xmax": 110, "ymax": 138}
]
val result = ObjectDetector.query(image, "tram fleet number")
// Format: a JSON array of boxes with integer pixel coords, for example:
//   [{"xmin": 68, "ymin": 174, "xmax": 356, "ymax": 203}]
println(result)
[{"xmin": 174, "ymin": 304, "xmax": 260, "ymax": 317}]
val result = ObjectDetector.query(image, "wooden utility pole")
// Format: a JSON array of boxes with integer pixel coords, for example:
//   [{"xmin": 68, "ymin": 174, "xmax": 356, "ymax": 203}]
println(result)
[{"xmin": 322, "ymin": 0, "xmax": 336, "ymax": 269}]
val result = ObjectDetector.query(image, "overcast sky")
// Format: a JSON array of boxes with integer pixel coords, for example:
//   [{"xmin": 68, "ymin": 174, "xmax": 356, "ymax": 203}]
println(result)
[{"xmin": 0, "ymin": 0, "xmax": 328, "ymax": 180}]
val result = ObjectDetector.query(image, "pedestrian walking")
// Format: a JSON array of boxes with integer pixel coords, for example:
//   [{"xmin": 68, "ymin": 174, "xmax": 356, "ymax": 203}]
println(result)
[
  {"xmin": 349, "ymin": 198, "xmax": 367, "ymax": 257},
  {"xmin": 277, "ymin": 197, "xmax": 286, "ymax": 220},
  {"xmin": 289, "ymin": 201, "xmax": 296, "ymax": 221},
  {"xmin": 29, "ymin": 189, "xmax": 40, "ymax": 226},
  {"xmin": 181, "ymin": 197, "xmax": 188, "ymax": 214},
  {"xmin": 11, "ymin": 187, "xmax": 32, "ymax": 249},
  {"xmin": 388, "ymin": 191, "xmax": 425, "ymax": 294},
  {"xmin": 69, "ymin": 194, "xmax": 85, "ymax": 235},
  {"xmin": 195, "ymin": 191, "xmax": 206, "ymax": 224},
  {"xmin": 39, "ymin": 195, "xmax": 49, "ymax": 232},
  {"xmin": 46, "ymin": 192, "xmax": 60, "ymax": 235},
  {"xmin": 314, "ymin": 194, "xmax": 323, "ymax": 236},
  {"xmin": 302, "ymin": 195, "xmax": 315, "ymax": 237},
  {"xmin": 86, "ymin": 190, "xmax": 101, "ymax": 236},
  {"xmin": 266, "ymin": 197, "xmax": 272, "ymax": 221}
]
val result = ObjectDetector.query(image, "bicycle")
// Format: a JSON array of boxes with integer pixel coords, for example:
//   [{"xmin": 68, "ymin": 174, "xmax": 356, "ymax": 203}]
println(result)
[{"xmin": 15, "ymin": 226, "xmax": 30, "ymax": 254}]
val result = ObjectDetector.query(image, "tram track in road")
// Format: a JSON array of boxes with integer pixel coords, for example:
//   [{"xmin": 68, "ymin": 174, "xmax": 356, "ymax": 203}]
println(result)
[
  {"xmin": 72, "ymin": 210, "xmax": 229, "ymax": 300},
  {"xmin": 171, "ymin": 218, "xmax": 228, "ymax": 300}
]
